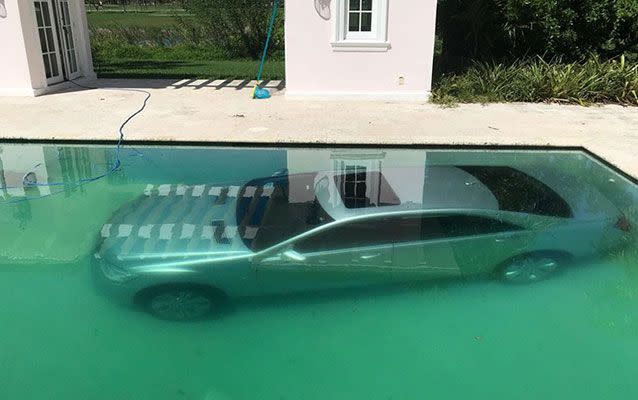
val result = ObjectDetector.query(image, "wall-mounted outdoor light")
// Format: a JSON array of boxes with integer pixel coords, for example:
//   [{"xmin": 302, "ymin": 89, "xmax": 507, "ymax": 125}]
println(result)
[{"xmin": 0, "ymin": 0, "xmax": 7, "ymax": 19}]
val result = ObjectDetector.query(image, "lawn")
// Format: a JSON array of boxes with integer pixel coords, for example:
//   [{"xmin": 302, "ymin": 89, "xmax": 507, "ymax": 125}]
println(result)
[
  {"xmin": 87, "ymin": 11, "xmax": 190, "ymax": 28},
  {"xmin": 88, "ymin": 7, "xmax": 284, "ymax": 80},
  {"xmin": 94, "ymin": 58, "xmax": 285, "ymax": 80}
]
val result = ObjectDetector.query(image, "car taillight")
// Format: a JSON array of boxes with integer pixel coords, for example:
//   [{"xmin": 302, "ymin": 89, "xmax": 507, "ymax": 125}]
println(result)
[{"xmin": 615, "ymin": 215, "xmax": 632, "ymax": 232}]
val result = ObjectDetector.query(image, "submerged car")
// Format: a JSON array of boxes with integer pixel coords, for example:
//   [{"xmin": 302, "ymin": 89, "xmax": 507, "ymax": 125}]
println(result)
[{"xmin": 94, "ymin": 165, "xmax": 631, "ymax": 320}]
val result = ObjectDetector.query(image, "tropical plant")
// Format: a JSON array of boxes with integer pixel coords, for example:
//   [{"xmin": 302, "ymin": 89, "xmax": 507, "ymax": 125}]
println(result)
[{"xmin": 432, "ymin": 55, "xmax": 638, "ymax": 105}]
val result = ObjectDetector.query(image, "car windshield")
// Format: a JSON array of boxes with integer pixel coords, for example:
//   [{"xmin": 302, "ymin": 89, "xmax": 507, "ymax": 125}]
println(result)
[{"xmin": 236, "ymin": 173, "xmax": 335, "ymax": 251}]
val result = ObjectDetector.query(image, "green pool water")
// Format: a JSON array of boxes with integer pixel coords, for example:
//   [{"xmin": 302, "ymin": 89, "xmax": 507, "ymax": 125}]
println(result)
[{"xmin": 1, "ymin": 144, "xmax": 637, "ymax": 400}]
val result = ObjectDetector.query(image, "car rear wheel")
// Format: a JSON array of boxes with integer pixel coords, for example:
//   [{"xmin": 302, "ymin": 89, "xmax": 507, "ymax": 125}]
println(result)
[
  {"xmin": 498, "ymin": 253, "xmax": 562, "ymax": 284},
  {"xmin": 142, "ymin": 285, "xmax": 224, "ymax": 321}
]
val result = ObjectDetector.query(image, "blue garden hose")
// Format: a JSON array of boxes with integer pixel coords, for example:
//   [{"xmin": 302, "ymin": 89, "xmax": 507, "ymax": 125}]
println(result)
[
  {"xmin": 253, "ymin": 0, "xmax": 281, "ymax": 99},
  {"xmin": 0, "ymin": 81, "xmax": 151, "ymax": 205}
]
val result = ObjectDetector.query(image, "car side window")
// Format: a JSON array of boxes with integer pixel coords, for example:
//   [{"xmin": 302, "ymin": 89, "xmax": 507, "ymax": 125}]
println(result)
[
  {"xmin": 438, "ymin": 215, "xmax": 523, "ymax": 238},
  {"xmin": 293, "ymin": 215, "xmax": 439, "ymax": 253}
]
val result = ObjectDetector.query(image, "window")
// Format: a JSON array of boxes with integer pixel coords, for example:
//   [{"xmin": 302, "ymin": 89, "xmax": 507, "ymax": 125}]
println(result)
[
  {"xmin": 348, "ymin": 0, "xmax": 373, "ymax": 34},
  {"xmin": 333, "ymin": 168, "xmax": 401, "ymax": 209},
  {"xmin": 342, "ymin": 165, "xmax": 368, "ymax": 208},
  {"xmin": 458, "ymin": 166, "xmax": 573, "ymax": 218},
  {"xmin": 438, "ymin": 215, "xmax": 523, "ymax": 238},
  {"xmin": 292, "ymin": 214, "xmax": 523, "ymax": 253},
  {"xmin": 333, "ymin": 0, "xmax": 389, "ymax": 51},
  {"xmin": 245, "ymin": 173, "xmax": 335, "ymax": 252},
  {"xmin": 293, "ymin": 215, "xmax": 438, "ymax": 253}
]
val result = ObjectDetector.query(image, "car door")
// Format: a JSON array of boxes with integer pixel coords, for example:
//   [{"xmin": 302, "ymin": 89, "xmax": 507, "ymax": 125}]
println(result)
[
  {"xmin": 434, "ymin": 214, "xmax": 530, "ymax": 276},
  {"xmin": 390, "ymin": 214, "xmax": 463, "ymax": 280},
  {"xmin": 254, "ymin": 217, "xmax": 398, "ymax": 295}
]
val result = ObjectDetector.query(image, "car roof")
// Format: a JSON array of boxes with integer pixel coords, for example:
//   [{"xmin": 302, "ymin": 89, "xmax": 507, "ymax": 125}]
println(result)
[{"xmin": 316, "ymin": 166, "xmax": 499, "ymax": 220}]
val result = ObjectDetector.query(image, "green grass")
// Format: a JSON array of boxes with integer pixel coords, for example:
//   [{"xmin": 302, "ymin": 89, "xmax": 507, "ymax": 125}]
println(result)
[
  {"xmin": 87, "ymin": 10, "xmax": 192, "ymax": 28},
  {"xmin": 88, "ymin": 7, "xmax": 283, "ymax": 80},
  {"xmin": 94, "ymin": 58, "xmax": 284, "ymax": 80},
  {"xmin": 432, "ymin": 56, "xmax": 638, "ymax": 106}
]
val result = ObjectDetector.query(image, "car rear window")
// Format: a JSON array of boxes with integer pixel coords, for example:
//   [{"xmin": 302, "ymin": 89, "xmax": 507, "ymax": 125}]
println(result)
[{"xmin": 459, "ymin": 166, "xmax": 573, "ymax": 218}]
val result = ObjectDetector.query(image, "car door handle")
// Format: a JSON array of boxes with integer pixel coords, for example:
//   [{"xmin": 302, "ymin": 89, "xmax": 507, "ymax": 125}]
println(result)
[{"xmin": 360, "ymin": 253, "xmax": 382, "ymax": 260}]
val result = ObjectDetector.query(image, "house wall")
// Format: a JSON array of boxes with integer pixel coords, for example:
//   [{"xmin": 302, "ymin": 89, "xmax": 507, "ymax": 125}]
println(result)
[
  {"xmin": 0, "ymin": 0, "xmax": 38, "ymax": 96},
  {"xmin": 285, "ymin": 0, "xmax": 438, "ymax": 100},
  {"xmin": 0, "ymin": 0, "xmax": 95, "ymax": 96}
]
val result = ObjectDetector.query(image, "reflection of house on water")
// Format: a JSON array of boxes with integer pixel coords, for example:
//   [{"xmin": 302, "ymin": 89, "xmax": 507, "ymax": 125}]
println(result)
[
  {"xmin": 287, "ymin": 148, "xmax": 427, "ymax": 207},
  {"xmin": 331, "ymin": 150, "xmax": 386, "ymax": 208},
  {"xmin": 0, "ymin": 144, "xmax": 114, "ymax": 202}
]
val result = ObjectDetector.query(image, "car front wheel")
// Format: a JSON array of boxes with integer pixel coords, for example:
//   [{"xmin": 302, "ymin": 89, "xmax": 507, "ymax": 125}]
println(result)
[
  {"xmin": 498, "ymin": 253, "xmax": 562, "ymax": 284},
  {"xmin": 142, "ymin": 285, "xmax": 224, "ymax": 321}
]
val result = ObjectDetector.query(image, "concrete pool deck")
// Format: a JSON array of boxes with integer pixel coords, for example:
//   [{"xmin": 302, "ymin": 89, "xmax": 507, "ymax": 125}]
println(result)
[{"xmin": 1, "ymin": 78, "xmax": 637, "ymax": 180}]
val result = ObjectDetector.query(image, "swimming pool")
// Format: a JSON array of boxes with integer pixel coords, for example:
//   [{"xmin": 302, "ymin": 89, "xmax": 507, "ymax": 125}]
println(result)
[{"xmin": 1, "ymin": 143, "xmax": 637, "ymax": 399}]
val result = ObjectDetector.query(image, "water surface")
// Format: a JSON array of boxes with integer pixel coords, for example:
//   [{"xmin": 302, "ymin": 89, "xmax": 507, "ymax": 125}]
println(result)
[{"xmin": 1, "ymin": 144, "xmax": 636, "ymax": 400}]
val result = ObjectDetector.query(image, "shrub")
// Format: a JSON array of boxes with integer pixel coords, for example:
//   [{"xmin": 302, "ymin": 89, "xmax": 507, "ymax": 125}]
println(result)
[
  {"xmin": 184, "ymin": 0, "xmax": 284, "ymax": 59},
  {"xmin": 436, "ymin": 0, "xmax": 638, "ymax": 71},
  {"xmin": 432, "ymin": 56, "xmax": 638, "ymax": 105}
]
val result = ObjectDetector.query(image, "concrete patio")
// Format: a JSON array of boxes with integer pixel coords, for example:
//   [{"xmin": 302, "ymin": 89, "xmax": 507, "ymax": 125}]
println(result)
[{"xmin": 1, "ymin": 78, "xmax": 637, "ymax": 180}]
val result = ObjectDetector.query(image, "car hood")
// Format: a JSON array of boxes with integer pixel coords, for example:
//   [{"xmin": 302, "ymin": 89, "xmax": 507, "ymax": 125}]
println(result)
[{"xmin": 95, "ymin": 183, "xmax": 253, "ymax": 268}]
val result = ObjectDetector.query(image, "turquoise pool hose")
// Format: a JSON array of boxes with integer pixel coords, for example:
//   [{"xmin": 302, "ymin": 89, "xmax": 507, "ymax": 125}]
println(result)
[{"xmin": 253, "ymin": 0, "xmax": 281, "ymax": 99}]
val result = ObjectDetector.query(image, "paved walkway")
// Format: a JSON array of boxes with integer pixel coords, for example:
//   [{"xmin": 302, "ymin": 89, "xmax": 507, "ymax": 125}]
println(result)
[{"xmin": 1, "ymin": 78, "xmax": 637, "ymax": 180}]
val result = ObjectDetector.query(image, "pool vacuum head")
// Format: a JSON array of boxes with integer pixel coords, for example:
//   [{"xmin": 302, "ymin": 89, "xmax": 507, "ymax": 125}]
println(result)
[{"xmin": 253, "ymin": 85, "xmax": 271, "ymax": 100}]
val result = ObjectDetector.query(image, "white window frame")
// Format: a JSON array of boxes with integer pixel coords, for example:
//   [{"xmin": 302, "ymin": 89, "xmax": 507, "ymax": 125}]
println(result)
[{"xmin": 331, "ymin": 0, "xmax": 390, "ymax": 52}]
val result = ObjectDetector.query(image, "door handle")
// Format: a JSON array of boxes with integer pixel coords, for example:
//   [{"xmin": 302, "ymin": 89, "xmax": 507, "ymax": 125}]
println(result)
[
  {"xmin": 360, "ymin": 253, "xmax": 381, "ymax": 260},
  {"xmin": 281, "ymin": 249, "xmax": 306, "ymax": 262}
]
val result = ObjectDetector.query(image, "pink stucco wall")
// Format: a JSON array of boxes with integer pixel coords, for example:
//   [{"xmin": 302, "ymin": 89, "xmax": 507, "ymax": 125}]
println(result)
[
  {"xmin": 0, "ymin": 0, "xmax": 94, "ymax": 96},
  {"xmin": 0, "ymin": 0, "xmax": 40, "ymax": 95},
  {"xmin": 285, "ymin": 0, "xmax": 438, "ymax": 98}
]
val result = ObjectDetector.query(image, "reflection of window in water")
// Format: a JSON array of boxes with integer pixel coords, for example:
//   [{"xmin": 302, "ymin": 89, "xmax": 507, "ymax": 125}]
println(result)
[
  {"xmin": 342, "ymin": 165, "xmax": 368, "ymax": 208},
  {"xmin": 331, "ymin": 150, "xmax": 387, "ymax": 208}
]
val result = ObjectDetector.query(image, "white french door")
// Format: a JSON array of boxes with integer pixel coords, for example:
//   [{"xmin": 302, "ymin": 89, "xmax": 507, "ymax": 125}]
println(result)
[
  {"xmin": 33, "ymin": 0, "xmax": 80, "ymax": 85},
  {"xmin": 55, "ymin": 0, "xmax": 80, "ymax": 79},
  {"xmin": 34, "ymin": 0, "xmax": 64, "ymax": 84}
]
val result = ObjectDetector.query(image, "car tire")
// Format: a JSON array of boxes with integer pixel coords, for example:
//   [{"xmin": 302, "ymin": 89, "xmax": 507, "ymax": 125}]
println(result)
[
  {"xmin": 140, "ymin": 284, "xmax": 226, "ymax": 321},
  {"xmin": 497, "ymin": 252, "xmax": 564, "ymax": 284}
]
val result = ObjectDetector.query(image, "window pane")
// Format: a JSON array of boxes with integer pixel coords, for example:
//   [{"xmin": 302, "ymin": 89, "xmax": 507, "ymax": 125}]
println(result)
[
  {"xmin": 42, "ymin": 55, "xmax": 51, "ymax": 78},
  {"xmin": 459, "ymin": 166, "xmax": 573, "ymax": 218},
  {"xmin": 50, "ymin": 53, "xmax": 59, "ymax": 77},
  {"xmin": 35, "ymin": 3, "xmax": 43, "ymax": 27},
  {"xmin": 38, "ymin": 29, "xmax": 47, "ymax": 53},
  {"xmin": 349, "ymin": 0, "xmax": 360, "ymax": 11},
  {"xmin": 63, "ymin": 3, "xmax": 70, "ymax": 22},
  {"xmin": 439, "ymin": 216, "xmax": 522, "ymax": 238},
  {"xmin": 41, "ymin": 2, "xmax": 51, "ymax": 26},
  {"xmin": 70, "ymin": 51, "xmax": 78, "ymax": 73},
  {"xmin": 362, "ymin": 0, "xmax": 372, "ymax": 11},
  {"xmin": 45, "ymin": 28, "xmax": 55, "ymax": 54},
  {"xmin": 361, "ymin": 12, "xmax": 372, "ymax": 32},
  {"xmin": 348, "ymin": 12, "xmax": 359, "ymax": 32},
  {"xmin": 294, "ymin": 216, "xmax": 444, "ymax": 253}
]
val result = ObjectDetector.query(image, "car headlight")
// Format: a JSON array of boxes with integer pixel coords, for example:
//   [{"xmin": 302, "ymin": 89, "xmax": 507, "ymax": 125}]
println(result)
[{"xmin": 100, "ymin": 260, "xmax": 137, "ymax": 283}]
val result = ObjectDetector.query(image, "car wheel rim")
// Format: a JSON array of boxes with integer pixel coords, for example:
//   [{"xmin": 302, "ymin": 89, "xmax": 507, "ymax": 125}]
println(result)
[
  {"xmin": 150, "ymin": 290, "xmax": 213, "ymax": 320},
  {"xmin": 503, "ymin": 256, "xmax": 558, "ymax": 283}
]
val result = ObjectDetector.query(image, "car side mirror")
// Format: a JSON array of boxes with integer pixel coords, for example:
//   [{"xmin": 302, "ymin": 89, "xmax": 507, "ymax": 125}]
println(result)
[{"xmin": 281, "ymin": 249, "xmax": 306, "ymax": 262}]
